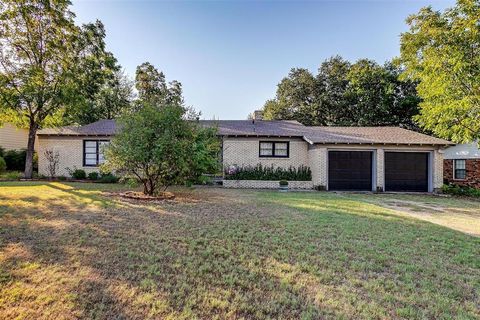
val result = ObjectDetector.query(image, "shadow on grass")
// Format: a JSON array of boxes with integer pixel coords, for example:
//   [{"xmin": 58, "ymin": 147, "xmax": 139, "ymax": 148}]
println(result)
[{"xmin": 0, "ymin": 186, "xmax": 479, "ymax": 318}]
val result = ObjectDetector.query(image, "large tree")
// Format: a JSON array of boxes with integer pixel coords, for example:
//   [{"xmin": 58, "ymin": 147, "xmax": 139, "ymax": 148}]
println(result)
[
  {"xmin": 104, "ymin": 104, "xmax": 219, "ymax": 196},
  {"xmin": 62, "ymin": 21, "xmax": 133, "ymax": 125},
  {"xmin": 0, "ymin": 0, "xmax": 79, "ymax": 178},
  {"xmin": 135, "ymin": 62, "xmax": 184, "ymax": 107},
  {"xmin": 262, "ymin": 56, "xmax": 420, "ymax": 130},
  {"xmin": 399, "ymin": 0, "xmax": 480, "ymax": 143}
]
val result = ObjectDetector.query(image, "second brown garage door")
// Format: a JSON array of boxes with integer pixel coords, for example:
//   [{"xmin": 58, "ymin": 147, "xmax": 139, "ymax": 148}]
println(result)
[{"xmin": 385, "ymin": 152, "xmax": 429, "ymax": 192}]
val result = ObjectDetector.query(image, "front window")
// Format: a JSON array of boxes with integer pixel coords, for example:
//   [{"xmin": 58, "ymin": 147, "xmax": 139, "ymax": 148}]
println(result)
[
  {"xmin": 83, "ymin": 140, "xmax": 110, "ymax": 167},
  {"xmin": 454, "ymin": 159, "xmax": 466, "ymax": 180},
  {"xmin": 259, "ymin": 141, "xmax": 289, "ymax": 158}
]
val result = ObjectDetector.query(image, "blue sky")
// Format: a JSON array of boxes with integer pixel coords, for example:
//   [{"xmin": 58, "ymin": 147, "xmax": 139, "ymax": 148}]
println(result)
[{"xmin": 71, "ymin": 0, "xmax": 455, "ymax": 120}]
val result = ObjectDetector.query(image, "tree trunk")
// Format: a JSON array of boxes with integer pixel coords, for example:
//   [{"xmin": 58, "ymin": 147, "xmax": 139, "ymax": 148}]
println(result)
[{"xmin": 24, "ymin": 123, "xmax": 38, "ymax": 179}]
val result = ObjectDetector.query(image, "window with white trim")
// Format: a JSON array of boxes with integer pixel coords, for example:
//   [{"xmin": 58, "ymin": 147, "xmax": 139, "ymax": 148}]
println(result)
[
  {"xmin": 259, "ymin": 141, "xmax": 289, "ymax": 158},
  {"xmin": 454, "ymin": 159, "xmax": 466, "ymax": 180},
  {"xmin": 83, "ymin": 140, "xmax": 110, "ymax": 167}
]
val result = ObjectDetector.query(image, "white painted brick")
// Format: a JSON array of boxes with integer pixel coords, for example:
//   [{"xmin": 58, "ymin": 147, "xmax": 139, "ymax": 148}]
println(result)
[{"xmin": 38, "ymin": 136, "xmax": 112, "ymax": 177}]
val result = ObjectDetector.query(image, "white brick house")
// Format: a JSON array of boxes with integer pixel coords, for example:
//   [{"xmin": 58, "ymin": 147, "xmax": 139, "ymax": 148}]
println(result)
[{"xmin": 37, "ymin": 117, "xmax": 453, "ymax": 192}]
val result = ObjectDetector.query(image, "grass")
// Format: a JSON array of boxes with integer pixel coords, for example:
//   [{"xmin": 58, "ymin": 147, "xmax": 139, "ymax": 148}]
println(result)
[{"xmin": 0, "ymin": 182, "xmax": 479, "ymax": 319}]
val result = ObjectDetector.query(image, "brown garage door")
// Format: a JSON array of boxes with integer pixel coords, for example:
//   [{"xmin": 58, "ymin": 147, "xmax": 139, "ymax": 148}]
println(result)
[
  {"xmin": 385, "ymin": 152, "xmax": 429, "ymax": 192},
  {"xmin": 328, "ymin": 151, "xmax": 373, "ymax": 191}
]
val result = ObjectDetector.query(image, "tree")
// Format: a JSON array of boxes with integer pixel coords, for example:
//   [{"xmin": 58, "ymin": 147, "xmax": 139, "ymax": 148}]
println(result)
[
  {"xmin": 135, "ymin": 62, "xmax": 184, "ymax": 107},
  {"xmin": 0, "ymin": 0, "xmax": 79, "ymax": 178},
  {"xmin": 104, "ymin": 104, "xmax": 219, "ymax": 196},
  {"xmin": 64, "ymin": 69, "xmax": 134, "ymax": 124},
  {"xmin": 346, "ymin": 60, "xmax": 420, "ymax": 129},
  {"xmin": 262, "ymin": 56, "xmax": 421, "ymax": 129},
  {"xmin": 62, "ymin": 21, "xmax": 132, "ymax": 125},
  {"xmin": 399, "ymin": 0, "xmax": 480, "ymax": 142}
]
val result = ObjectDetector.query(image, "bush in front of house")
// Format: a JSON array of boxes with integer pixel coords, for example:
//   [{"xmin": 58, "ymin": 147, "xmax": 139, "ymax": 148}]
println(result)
[
  {"xmin": 442, "ymin": 184, "xmax": 480, "ymax": 197},
  {"xmin": 3, "ymin": 149, "xmax": 26, "ymax": 171},
  {"xmin": 88, "ymin": 172, "xmax": 99, "ymax": 180},
  {"xmin": 104, "ymin": 104, "xmax": 220, "ymax": 196},
  {"xmin": 224, "ymin": 164, "xmax": 312, "ymax": 181},
  {"xmin": 72, "ymin": 169, "xmax": 87, "ymax": 180},
  {"xmin": 99, "ymin": 173, "xmax": 119, "ymax": 183},
  {"xmin": 0, "ymin": 156, "xmax": 6, "ymax": 174}
]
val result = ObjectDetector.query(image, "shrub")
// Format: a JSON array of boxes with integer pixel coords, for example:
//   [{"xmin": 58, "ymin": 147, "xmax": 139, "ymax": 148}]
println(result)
[
  {"xmin": 279, "ymin": 180, "xmax": 288, "ymax": 186},
  {"xmin": 72, "ymin": 169, "xmax": 87, "ymax": 180},
  {"xmin": 99, "ymin": 173, "xmax": 119, "ymax": 183},
  {"xmin": 5, "ymin": 171, "xmax": 22, "ymax": 180},
  {"xmin": 88, "ymin": 172, "xmax": 99, "ymax": 180},
  {"xmin": 4, "ymin": 149, "xmax": 26, "ymax": 171},
  {"xmin": 57, "ymin": 176, "xmax": 67, "ymax": 181},
  {"xmin": 442, "ymin": 184, "xmax": 480, "ymax": 197},
  {"xmin": 104, "ymin": 104, "xmax": 219, "ymax": 195},
  {"xmin": 0, "ymin": 147, "xmax": 4, "ymax": 157},
  {"xmin": 0, "ymin": 157, "xmax": 6, "ymax": 174},
  {"xmin": 224, "ymin": 164, "xmax": 312, "ymax": 181}
]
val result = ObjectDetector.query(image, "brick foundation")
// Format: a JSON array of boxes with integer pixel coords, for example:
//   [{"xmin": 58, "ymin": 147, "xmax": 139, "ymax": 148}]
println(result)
[
  {"xmin": 444, "ymin": 159, "xmax": 480, "ymax": 188},
  {"xmin": 223, "ymin": 180, "xmax": 313, "ymax": 189}
]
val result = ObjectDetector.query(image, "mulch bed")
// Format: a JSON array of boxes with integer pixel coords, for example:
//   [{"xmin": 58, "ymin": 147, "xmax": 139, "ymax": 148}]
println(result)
[{"xmin": 119, "ymin": 191, "xmax": 175, "ymax": 201}]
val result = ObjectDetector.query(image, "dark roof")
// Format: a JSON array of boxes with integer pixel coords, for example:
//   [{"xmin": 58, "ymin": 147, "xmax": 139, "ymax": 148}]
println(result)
[
  {"xmin": 38, "ymin": 119, "xmax": 453, "ymax": 145},
  {"xmin": 198, "ymin": 120, "xmax": 306, "ymax": 137},
  {"xmin": 38, "ymin": 119, "xmax": 116, "ymax": 136},
  {"xmin": 302, "ymin": 126, "xmax": 453, "ymax": 145}
]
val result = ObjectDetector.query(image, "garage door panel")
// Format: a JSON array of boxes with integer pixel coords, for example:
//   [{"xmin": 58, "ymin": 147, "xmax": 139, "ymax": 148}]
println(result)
[
  {"xmin": 385, "ymin": 152, "xmax": 428, "ymax": 192},
  {"xmin": 328, "ymin": 151, "xmax": 372, "ymax": 191}
]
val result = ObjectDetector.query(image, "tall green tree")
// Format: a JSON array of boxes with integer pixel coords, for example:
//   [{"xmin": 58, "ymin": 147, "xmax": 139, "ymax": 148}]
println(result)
[
  {"xmin": 262, "ymin": 56, "xmax": 420, "ymax": 130},
  {"xmin": 135, "ymin": 62, "xmax": 184, "ymax": 107},
  {"xmin": 399, "ymin": 0, "xmax": 480, "ymax": 142},
  {"xmin": 62, "ymin": 20, "xmax": 131, "ymax": 125},
  {"xmin": 0, "ymin": 0, "xmax": 78, "ymax": 178}
]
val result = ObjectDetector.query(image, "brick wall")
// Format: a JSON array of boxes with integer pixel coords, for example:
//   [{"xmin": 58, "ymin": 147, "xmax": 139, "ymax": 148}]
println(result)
[
  {"xmin": 444, "ymin": 159, "xmax": 480, "ymax": 188},
  {"xmin": 223, "ymin": 180, "xmax": 313, "ymax": 189},
  {"xmin": 38, "ymin": 136, "xmax": 112, "ymax": 177},
  {"xmin": 223, "ymin": 137, "xmax": 309, "ymax": 169}
]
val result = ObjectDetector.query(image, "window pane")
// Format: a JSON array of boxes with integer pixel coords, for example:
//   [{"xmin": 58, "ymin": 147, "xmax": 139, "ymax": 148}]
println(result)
[
  {"xmin": 260, "ymin": 149, "xmax": 273, "ymax": 156},
  {"xmin": 260, "ymin": 142, "xmax": 273, "ymax": 156},
  {"xmin": 85, "ymin": 141, "xmax": 97, "ymax": 148},
  {"xmin": 455, "ymin": 160, "xmax": 466, "ymax": 169},
  {"xmin": 85, "ymin": 147, "xmax": 97, "ymax": 154},
  {"xmin": 455, "ymin": 169, "xmax": 466, "ymax": 179},
  {"xmin": 275, "ymin": 142, "xmax": 288, "ymax": 150},
  {"xmin": 85, "ymin": 158, "xmax": 97, "ymax": 165},
  {"xmin": 274, "ymin": 143, "xmax": 288, "ymax": 156}
]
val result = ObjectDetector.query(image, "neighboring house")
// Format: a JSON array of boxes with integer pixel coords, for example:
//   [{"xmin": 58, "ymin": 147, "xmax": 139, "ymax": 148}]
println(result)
[
  {"xmin": 37, "ymin": 115, "xmax": 453, "ymax": 192},
  {"xmin": 0, "ymin": 123, "xmax": 37, "ymax": 151},
  {"xmin": 443, "ymin": 142, "xmax": 480, "ymax": 188}
]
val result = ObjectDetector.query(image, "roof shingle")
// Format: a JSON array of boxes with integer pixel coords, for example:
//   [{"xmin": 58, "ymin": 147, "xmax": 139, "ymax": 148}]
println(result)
[{"xmin": 38, "ymin": 119, "xmax": 453, "ymax": 145}]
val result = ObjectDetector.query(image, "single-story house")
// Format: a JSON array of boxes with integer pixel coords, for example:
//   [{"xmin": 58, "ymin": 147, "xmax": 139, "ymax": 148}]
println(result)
[
  {"xmin": 443, "ymin": 142, "xmax": 480, "ymax": 189},
  {"xmin": 37, "ymin": 114, "xmax": 453, "ymax": 192},
  {"xmin": 0, "ymin": 122, "xmax": 37, "ymax": 151}
]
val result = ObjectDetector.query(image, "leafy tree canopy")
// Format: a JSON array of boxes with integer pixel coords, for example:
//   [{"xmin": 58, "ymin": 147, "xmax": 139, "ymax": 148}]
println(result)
[
  {"xmin": 0, "ymin": 0, "xmax": 80, "ymax": 178},
  {"xmin": 399, "ymin": 0, "xmax": 480, "ymax": 143},
  {"xmin": 104, "ymin": 104, "xmax": 219, "ymax": 196},
  {"xmin": 262, "ymin": 56, "xmax": 420, "ymax": 130},
  {"xmin": 135, "ymin": 62, "xmax": 184, "ymax": 107}
]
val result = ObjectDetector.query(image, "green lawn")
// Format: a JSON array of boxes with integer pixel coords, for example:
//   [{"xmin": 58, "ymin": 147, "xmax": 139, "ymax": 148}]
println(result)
[{"xmin": 0, "ymin": 182, "xmax": 479, "ymax": 319}]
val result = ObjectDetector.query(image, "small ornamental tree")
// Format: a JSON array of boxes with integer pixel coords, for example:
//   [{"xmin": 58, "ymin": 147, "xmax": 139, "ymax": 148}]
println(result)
[{"xmin": 104, "ymin": 104, "xmax": 219, "ymax": 196}]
